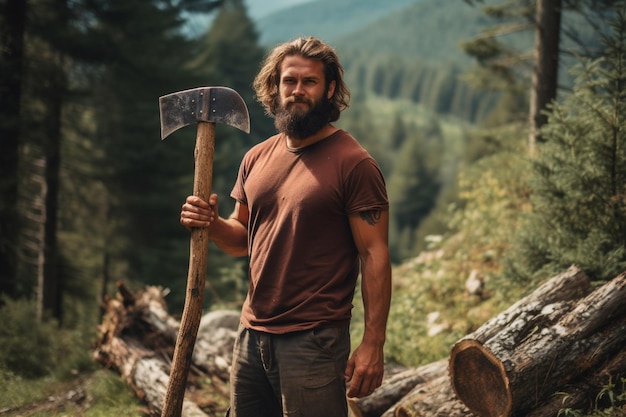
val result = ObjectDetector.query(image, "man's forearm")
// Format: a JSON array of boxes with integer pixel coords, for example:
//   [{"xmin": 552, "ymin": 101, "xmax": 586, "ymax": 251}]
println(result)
[
  {"xmin": 210, "ymin": 216, "xmax": 248, "ymax": 257},
  {"xmin": 360, "ymin": 252, "xmax": 392, "ymax": 346}
]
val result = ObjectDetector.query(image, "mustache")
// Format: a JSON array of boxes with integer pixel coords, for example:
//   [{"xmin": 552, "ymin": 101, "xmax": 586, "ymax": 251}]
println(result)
[{"xmin": 285, "ymin": 96, "xmax": 312, "ymax": 105}]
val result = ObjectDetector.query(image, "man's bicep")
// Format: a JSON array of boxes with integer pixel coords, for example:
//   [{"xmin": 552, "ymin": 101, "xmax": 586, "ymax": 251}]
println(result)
[
  {"xmin": 349, "ymin": 209, "xmax": 389, "ymax": 252},
  {"xmin": 229, "ymin": 201, "xmax": 249, "ymax": 228}
]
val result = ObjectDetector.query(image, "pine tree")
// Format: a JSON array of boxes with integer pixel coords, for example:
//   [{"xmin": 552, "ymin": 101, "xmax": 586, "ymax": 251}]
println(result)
[
  {"xmin": 0, "ymin": 0, "xmax": 26, "ymax": 297},
  {"xmin": 387, "ymin": 130, "xmax": 442, "ymax": 260},
  {"xmin": 505, "ymin": 6, "xmax": 626, "ymax": 282},
  {"xmin": 83, "ymin": 0, "xmax": 207, "ymax": 311}
]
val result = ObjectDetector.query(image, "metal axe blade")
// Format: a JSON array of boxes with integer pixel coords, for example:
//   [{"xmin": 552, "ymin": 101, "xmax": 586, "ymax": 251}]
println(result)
[{"xmin": 159, "ymin": 86, "xmax": 250, "ymax": 139}]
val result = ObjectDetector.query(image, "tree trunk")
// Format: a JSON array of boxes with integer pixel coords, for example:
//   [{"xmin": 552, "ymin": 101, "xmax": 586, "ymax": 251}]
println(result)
[
  {"xmin": 449, "ymin": 270, "xmax": 626, "ymax": 417},
  {"xmin": 38, "ymin": 0, "xmax": 71, "ymax": 324},
  {"xmin": 0, "ymin": 0, "xmax": 27, "ymax": 297},
  {"xmin": 528, "ymin": 0, "xmax": 562, "ymax": 155}
]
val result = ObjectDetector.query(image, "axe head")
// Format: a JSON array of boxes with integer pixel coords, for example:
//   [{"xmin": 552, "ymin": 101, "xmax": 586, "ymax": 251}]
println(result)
[{"xmin": 159, "ymin": 86, "xmax": 250, "ymax": 139}]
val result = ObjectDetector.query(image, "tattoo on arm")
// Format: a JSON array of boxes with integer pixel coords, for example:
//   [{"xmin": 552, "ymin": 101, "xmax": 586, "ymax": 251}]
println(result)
[{"xmin": 359, "ymin": 210, "xmax": 381, "ymax": 226}]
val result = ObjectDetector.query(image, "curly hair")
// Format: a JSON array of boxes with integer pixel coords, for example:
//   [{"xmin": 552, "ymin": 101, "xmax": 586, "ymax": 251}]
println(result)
[{"xmin": 253, "ymin": 36, "xmax": 350, "ymax": 122}]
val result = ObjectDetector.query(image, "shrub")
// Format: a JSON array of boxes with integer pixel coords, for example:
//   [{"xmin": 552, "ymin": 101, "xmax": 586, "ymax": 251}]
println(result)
[{"xmin": 0, "ymin": 297, "xmax": 61, "ymax": 378}]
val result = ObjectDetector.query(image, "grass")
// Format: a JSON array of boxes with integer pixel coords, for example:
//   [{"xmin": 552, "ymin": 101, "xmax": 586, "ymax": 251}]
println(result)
[{"xmin": 0, "ymin": 369, "xmax": 145, "ymax": 417}]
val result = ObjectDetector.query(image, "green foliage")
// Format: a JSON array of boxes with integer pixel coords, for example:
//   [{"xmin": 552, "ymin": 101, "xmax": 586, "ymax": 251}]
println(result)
[
  {"xmin": 387, "ymin": 131, "xmax": 443, "ymax": 260},
  {"xmin": 0, "ymin": 297, "xmax": 60, "ymax": 377},
  {"xmin": 0, "ymin": 297, "xmax": 94, "ymax": 379},
  {"xmin": 341, "ymin": 51, "xmax": 496, "ymax": 123},
  {"xmin": 505, "ymin": 9, "xmax": 626, "ymax": 283}
]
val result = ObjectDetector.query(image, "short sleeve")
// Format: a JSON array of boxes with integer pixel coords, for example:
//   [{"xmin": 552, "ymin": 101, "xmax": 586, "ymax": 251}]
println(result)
[{"xmin": 344, "ymin": 158, "xmax": 389, "ymax": 214}]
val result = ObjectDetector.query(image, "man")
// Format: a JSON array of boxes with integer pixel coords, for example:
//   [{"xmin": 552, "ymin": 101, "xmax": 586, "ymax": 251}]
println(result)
[{"xmin": 180, "ymin": 36, "xmax": 391, "ymax": 417}]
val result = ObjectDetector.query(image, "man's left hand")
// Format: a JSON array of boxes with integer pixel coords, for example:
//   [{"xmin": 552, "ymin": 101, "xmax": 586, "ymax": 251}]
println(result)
[{"xmin": 344, "ymin": 341, "xmax": 384, "ymax": 398}]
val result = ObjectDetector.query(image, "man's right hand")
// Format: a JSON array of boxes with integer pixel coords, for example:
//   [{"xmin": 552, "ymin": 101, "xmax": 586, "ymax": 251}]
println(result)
[{"xmin": 180, "ymin": 194, "xmax": 219, "ymax": 231}]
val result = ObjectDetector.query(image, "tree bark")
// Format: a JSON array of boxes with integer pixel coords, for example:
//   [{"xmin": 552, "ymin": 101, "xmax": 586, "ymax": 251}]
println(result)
[
  {"xmin": 348, "ymin": 360, "xmax": 447, "ymax": 417},
  {"xmin": 528, "ymin": 0, "xmax": 562, "ymax": 154},
  {"xmin": 450, "ymin": 270, "xmax": 626, "ymax": 417},
  {"xmin": 394, "ymin": 374, "xmax": 472, "ymax": 417},
  {"xmin": 0, "ymin": 0, "xmax": 27, "ymax": 297}
]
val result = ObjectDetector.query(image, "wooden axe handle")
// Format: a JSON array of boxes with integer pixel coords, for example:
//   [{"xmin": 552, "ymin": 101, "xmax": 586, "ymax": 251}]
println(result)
[{"xmin": 161, "ymin": 121, "xmax": 215, "ymax": 417}]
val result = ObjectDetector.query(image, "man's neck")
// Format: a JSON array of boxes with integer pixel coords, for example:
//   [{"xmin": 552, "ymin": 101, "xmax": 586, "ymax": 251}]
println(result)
[{"xmin": 285, "ymin": 124, "xmax": 338, "ymax": 150}]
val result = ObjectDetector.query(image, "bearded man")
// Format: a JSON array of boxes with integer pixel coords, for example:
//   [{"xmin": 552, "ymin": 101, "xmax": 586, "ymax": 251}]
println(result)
[{"xmin": 180, "ymin": 36, "xmax": 391, "ymax": 417}]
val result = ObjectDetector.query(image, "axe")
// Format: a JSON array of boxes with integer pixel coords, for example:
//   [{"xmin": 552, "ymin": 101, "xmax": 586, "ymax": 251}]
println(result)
[{"xmin": 158, "ymin": 86, "xmax": 250, "ymax": 417}]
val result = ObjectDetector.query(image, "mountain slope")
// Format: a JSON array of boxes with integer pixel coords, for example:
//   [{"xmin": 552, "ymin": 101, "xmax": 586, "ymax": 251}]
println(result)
[
  {"xmin": 256, "ymin": 0, "xmax": 419, "ymax": 46},
  {"xmin": 245, "ymin": 0, "xmax": 313, "ymax": 20},
  {"xmin": 333, "ymin": 0, "xmax": 496, "ymax": 66}
]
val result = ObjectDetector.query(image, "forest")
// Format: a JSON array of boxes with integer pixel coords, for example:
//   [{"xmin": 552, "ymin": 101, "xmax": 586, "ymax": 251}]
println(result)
[{"xmin": 1, "ymin": 0, "xmax": 626, "ymax": 416}]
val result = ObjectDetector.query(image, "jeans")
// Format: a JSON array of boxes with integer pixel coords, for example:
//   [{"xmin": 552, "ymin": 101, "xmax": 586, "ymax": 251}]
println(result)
[{"xmin": 228, "ymin": 324, "xmax": 350, "ymax": 417}]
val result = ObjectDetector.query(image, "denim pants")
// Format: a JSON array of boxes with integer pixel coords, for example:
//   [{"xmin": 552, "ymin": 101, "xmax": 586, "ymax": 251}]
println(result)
[{"xmin": 228, "ymin": 324, "xmax": 351, "ymax": 417}]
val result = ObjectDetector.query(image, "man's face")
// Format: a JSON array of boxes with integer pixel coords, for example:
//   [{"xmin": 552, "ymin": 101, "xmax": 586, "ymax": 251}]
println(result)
[{"xmin": 274, "ymin": 55, "xmax": 336, "ymax": 139}]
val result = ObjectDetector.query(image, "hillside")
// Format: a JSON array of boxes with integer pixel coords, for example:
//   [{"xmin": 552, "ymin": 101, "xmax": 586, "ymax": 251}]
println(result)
[
  {"xmin": 254, "ymin": 0, "xmax": 506, "ymax": 67},
  {"xmin": 333, "ymin": 0, "xmax": 496, "ymax": 66},
  {"xmin": 244, "ymin": 0, "xmax": 312, "ymax": 20},
  {"xmin": 256, "ymin": 0, "xmax": 419, "ymax": 46}
]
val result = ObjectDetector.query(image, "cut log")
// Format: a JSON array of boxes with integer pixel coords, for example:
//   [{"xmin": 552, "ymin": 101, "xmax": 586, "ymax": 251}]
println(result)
[
  {"xmin": 393, "ymin": 374, "xmax": 472, "ymax": 417},
  {"xmin": 348, "ymin": 360, "xmax": 447, "ymax": 417},
  {"xmin": 93, "ymin": 281, "xmax": 239, "ymax": 416},
  {"xmin": 449, "ymin": 270, "xmax": 626, "ymax": 417}
]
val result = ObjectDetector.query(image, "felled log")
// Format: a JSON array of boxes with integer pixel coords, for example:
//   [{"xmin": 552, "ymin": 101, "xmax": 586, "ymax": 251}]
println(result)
[
  {"xmin": 391, "ymin": 374, "xmax": 472, "ymax": 417},
  {"xmin": 93, "ymin": 281, "xmax": 239, "ymax": 416},
  {"xmin": 348, "ymin": 360, "xmax": 447, "ymax": 417},
  {"xmin": 449, "ymin": 268, "xmax": 626, "ymax": 417},
  {"xmin": 370, "ymin": 265, "xmax": 590, "ymax": 417}
]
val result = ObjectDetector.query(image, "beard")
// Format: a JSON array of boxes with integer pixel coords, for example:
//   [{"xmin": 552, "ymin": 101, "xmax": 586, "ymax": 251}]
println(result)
[{"xmin": 274, "ymin": 95, "xmax": 333, "ymax": 140}]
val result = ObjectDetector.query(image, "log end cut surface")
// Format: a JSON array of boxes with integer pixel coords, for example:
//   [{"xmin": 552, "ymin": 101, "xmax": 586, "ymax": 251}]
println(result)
[{"xmin": 450, "ymin": 340, "xmax": 511, "ymax": 417}]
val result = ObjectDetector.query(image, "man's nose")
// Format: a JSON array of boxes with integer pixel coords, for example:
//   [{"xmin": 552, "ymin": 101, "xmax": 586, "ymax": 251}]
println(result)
[{"xmin": 292, "ymin": 81, "xmax": 304, "ymax": 96}]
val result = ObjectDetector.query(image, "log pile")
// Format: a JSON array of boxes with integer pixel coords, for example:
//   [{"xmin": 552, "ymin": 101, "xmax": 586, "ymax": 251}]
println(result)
[
  {"xmin": 93, "ymin": 282, "xmax": 239, "ymax": 417},
  {"xmin": 94, "ymin": 266, "xmax": 626, "ymax": 417}
]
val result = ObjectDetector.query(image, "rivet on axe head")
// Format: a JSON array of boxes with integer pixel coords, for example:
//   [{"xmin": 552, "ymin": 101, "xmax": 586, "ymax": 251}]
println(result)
[{"xmin": 158, "ymin": 86, "xmax": 250, "ymax": 417}]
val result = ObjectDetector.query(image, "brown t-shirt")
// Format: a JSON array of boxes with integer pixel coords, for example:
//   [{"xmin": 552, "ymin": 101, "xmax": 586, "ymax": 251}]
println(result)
[{"xmin": 231, "ymin": 129, "xmax": 388, "ymax": 333}]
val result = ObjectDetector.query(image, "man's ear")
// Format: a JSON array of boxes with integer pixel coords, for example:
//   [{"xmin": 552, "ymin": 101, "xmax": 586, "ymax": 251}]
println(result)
[{"xmin": 327, "ymin": 80, "xmax": 336, "ymax": 99}]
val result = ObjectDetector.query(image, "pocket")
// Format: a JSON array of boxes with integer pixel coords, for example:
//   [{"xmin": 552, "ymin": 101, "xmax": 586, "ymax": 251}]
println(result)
[{"xmin": 311, "ymin": 326, "xmax": 350, "ymax": 360}]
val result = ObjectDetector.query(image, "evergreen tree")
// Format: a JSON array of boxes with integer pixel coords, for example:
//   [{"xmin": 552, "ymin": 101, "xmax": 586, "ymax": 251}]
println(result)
[
  {"xmin": 0, "ymin": 0, "xmax": 26, "ymax": 297},
  {"xmin": 389, "ymin": 113, "xmax": 407, "ymax": 151},
  {"xmin": 387, "ymin": 130, "xmax": 442, "ymax": 260},
  {"xmin": 528, "ymin": 0, "xmax": 562, "ymax": 153},
  {"xmin": 337, "ymin": 93, "xmax": 393, "ymax": 177},
  {"xmin": 505, "ymin": 6, "xmax": 626, "ymax": 283},
  {"xmin": 185, "ymin": 0, "xmax": 273, "ymax": 307},
  {"xmin": 83, "ymin": 0, "xmax": 207, "ymax": 310}
]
